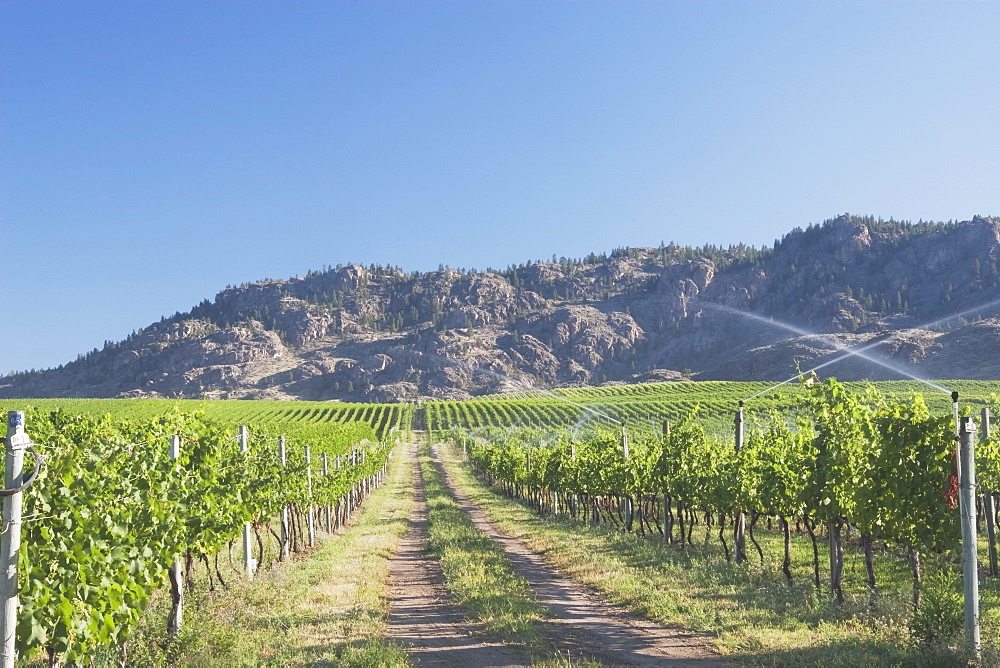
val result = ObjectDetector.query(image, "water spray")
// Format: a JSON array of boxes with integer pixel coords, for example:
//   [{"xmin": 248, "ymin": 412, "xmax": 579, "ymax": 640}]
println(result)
[
  {"xmin": 704, "ymin": 303, "xmax": 823, "ymax": 341},
  {"xmin": 546, "ymin": 391, "xmax": 623, "ymax": 426},
  {"xmin": 494, "ymin": 371, "xmax": 624, "ymax": 427},
  {"xmin": 708, "ymin": 302, "xmax": 957, "ymax": 394},
  {"xmin": 708, "ymin": 298, "xmax": 1000, "ymax": 403},
  {"xmin": 745, "ymin": 374, "xmax": 801, "ymax": 401},
  {"xmin": 743, "ymin": 332, "xmax": 953, "ymax": 401},
  {"xmin": 910, "ymin": 296, "xmax": 1000, "ymax": 334},
  {"xmin": 743, "ymin": 333, "xmax": 953, "ymax": 403}
]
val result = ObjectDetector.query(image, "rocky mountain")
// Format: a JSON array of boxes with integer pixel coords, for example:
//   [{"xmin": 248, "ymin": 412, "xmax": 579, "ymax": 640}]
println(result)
[{"xmin": 4, "ymin": 214, "xmax": 1000, "ymax": 402}]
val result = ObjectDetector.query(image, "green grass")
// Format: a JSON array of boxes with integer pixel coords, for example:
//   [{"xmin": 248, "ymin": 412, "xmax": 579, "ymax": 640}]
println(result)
[
  {"xmin": 114, "ymin": 442, "xmax": 414, "ymax": 667},
  {"xmin": 439, "ymin": 442, "xmax": 994, "ymax": 667}
]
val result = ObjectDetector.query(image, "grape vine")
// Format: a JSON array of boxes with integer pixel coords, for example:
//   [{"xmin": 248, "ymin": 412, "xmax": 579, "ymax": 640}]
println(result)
[{"xmin": 14, "ymin": 408, "xmax": 390, "ymax": 663}]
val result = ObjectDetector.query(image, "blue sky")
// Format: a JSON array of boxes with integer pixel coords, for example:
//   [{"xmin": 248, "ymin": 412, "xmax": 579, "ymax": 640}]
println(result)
[{"xmin": 2, "ymin": 1, "xmax": 999, "ymax": 375}]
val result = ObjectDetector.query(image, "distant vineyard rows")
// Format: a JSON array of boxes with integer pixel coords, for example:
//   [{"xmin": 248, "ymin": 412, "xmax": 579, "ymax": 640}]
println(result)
[
  {"xmin": 7, "ymin": 380, "xmax": 999, "ymax": 440},
  {"xmin": 424, "ymin": 380, "xmax": 1000, "ymax": 436},
  {"xmin": 1, "ymin": 398, "xmax": 413, "ymax": 441}
]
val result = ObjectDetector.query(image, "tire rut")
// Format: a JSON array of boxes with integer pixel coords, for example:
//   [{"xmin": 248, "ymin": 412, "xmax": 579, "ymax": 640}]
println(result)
[{"xmin": 430, "ymin": 443, "xmax": 730, "ymax": 667}]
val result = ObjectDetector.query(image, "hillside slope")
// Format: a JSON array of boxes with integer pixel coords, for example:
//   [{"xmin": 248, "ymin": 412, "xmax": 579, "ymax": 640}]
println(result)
[{"xmin": 4, "ymin": 214, "xmax": 1000, "ymax": 401}]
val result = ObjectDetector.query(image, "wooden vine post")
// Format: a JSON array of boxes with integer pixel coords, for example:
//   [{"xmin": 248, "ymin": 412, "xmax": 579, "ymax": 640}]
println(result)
[
  {"xmin": 621, "ymin": 426, "xmax": 633, "ymax": 531},
  {"xmin": 336, "ymin": 455, "xmax": 342, "ymax": 529},
  {"xmin": 525, "ymin": 447, "xmax": 531, "ymax": 511},
  {"xmin": 305, "ymin": 446, "xmax": 315, "ymax": 548},
  {"xmin": 168, "ymin": 434, "xmax": 183, "ymax": 636},
  {"xmin": 347, "ymin": 450, "xmax": 355, "ymax": 521},
  {"xmin": 239, "ymin": 426, "xmax": 255, "ymax": 580},
  {"xmin": 662, "ymin": 419, "xmax": 670, "ymax": 545},
  {"xmin": 982, "ymin": 408, "xmax": 998, "ymax": 577},
  {"xmin": 322, "ymin": 453, "xmax": 331, "ymax": 533},
  {"xmin": 734, "ymin": 402, "xmax": 747, "ymax": 563},
  {"xmin": 279, "ymin": 436, "xmax": 289, "ymax": 560}
]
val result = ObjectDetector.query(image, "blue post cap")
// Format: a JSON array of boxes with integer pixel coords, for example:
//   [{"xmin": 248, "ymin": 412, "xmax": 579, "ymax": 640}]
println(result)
[{"xmin": 7, "ymin": 411, "xmax": 23, "ymax": 431}]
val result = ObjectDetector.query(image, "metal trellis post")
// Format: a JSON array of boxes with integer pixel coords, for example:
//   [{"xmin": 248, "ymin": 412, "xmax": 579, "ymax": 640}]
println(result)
[{"xmin": 0, "ymin": 412, "xmax": 27, "ymax": 668}]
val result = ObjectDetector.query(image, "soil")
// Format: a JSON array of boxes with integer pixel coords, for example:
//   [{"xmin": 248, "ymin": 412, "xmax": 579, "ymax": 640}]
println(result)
[{"xmin": 387, "ymin": 441, "xmax": 730, "ymax": 667}]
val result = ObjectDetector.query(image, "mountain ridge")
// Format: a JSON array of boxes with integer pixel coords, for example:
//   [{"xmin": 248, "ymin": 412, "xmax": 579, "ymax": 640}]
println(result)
[{"xmin": 5, "ymin": 213, "xmax": 1000, "ymax": 402}]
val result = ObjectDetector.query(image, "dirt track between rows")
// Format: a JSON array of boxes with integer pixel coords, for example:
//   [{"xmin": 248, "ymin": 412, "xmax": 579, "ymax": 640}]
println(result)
[
  {"xmin": 388, "ymin": 441, "xmax": 728, "ymax": 667},
  {"xmin": 387, "ymin": 443, "xmax": 530, "ymax": 666}
]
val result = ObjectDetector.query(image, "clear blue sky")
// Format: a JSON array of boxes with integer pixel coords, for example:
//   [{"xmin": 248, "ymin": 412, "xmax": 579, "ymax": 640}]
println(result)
[{"xmin": 2, "ymin": 1, "xmax": 998, "ymax": 375}]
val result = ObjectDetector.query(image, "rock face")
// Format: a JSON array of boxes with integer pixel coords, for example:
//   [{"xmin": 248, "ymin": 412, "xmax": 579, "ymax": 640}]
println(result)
[{"xmin": 4, "ymin": 214, "xmax": 1000, "ymax": 401}]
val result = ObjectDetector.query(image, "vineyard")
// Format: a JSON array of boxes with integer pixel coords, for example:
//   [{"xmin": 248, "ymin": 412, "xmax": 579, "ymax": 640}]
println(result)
[
  {"xmin": 0, "ymin": 402, "xmax": 403, "ymax": 664},
  {"xmin": 436, "ymin": 377, "xmax": 1000, "ymax": 659},
  {"xmin": 425, "ymin": 379, "xmax": 1000, "ymax": 436},
  {"xmin": 7, "ymin": 380, "xmax": 997, "ymax": 443},
  {"xmin": 0, "ymin": 398, "xmax": 413, "ymax": 442},
  {"xmin": 4, "ymin": 378, "xmax": 1000, "ymax": 663}
]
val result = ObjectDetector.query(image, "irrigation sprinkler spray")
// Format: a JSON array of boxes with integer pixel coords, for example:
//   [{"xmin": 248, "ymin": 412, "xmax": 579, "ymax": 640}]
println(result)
[
  {"xmin": 712, "ymin": 294, "xmax": 1000, "ymax": 402},
  {"xmin": 707, "ymin": 302, "xmax": 952, "ymax": 397},
  {"xmin": 722, "ymin": 295, "xmax": 1000, "ymax": 405},
  {"xmin": 745, "ymin": 342, "xmax": 953, "ymax": 402},
  {"xmin": 744, "ymin": 341, "xmax": 953, "ymax": 403},
  {"xmin": 485, "ymin": 370, "xmax": 623, "ymax": 427}
]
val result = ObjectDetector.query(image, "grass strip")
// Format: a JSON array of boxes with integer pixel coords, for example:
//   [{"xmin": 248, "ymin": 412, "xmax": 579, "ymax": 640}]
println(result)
[
  {"xmin": 438, "ymin": 442, "xmax": 975, "ymax": 667},
  {"xmin": 121, "ymin": 443, "xmax": 414, "ymax": 667},
  {"xmin": 418, "ymin": 441, "xmax": 558, "ymax": 658}
]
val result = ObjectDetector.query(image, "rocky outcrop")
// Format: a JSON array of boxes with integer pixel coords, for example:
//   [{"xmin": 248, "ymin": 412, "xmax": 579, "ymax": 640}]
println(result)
[
  {"xmin": 524, "ymin": 306, "xmax": 643, "ymax": 384},
  {"xmin": 4, "ymin": 215, "xmax": 1000, "ymax": 401}
]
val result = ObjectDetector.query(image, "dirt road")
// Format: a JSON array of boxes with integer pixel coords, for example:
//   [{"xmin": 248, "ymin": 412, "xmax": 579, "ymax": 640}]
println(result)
[
  {"xmin": 387, "ymin": 441, "xmax": 728, "ymax": 667},
  {"xmin": 387, "ymin": 443, "xmax": 530, "ymax": 666}
]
